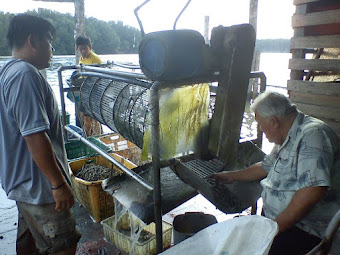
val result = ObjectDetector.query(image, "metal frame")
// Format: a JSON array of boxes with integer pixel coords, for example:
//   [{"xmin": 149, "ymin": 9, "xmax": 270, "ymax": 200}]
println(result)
[
  {"xmin": 58, "ymin": 65, "xmax": 153, "ymax": 191},
  {"xmin": 64, "ymin": 125, "xmax": 153, "ymax": 191},
  {"xmin": 58, "ymin": 63, "xmax": 267, "ymax": 254}
]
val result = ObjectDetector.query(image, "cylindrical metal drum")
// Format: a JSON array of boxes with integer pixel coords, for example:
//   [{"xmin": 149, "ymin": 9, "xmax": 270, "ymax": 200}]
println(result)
[
  {"xmin": 80, "ymin": 76, "xmax": 100, "ymax": 116},
  {"xmin": 139, "ymin": 29, "xmax": 210, "ymax": 81},
  {"xmin": 79, "ymin": 77, "xmax": 148, "ymax": 148}
]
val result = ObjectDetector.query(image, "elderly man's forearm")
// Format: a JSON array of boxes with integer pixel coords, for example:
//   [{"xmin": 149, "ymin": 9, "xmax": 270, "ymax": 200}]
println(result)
[
  {"xmin": 237, "ymin": 162, "xmax": 268, "ymax": 181},
  {"xmin": 275, "ymin": 186, "xmax": 327, "ymax": 232}
]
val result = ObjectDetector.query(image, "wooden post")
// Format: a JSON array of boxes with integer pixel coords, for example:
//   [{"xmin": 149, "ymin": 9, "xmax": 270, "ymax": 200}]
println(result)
[
  {"xmin": 209, "ymin": 24, "xmax": 256, "ymax": 166},
  {"xmin": 249, "ymin": 1, "xmax": 261, "ymax": 215},
  {"xmin": 249, "ymin": 0, "xmax": 258, "ymax": 32},
  {"xmin": 249, "ymin": 0, "xmax": 260, "ymax": 90},
  {"xmin": 74, "ymin": 0, "xmax": 85, "ymax": 64},
  {"xmin": 204, "ymin": 16, "xmax": 210, "ymax": 44}
]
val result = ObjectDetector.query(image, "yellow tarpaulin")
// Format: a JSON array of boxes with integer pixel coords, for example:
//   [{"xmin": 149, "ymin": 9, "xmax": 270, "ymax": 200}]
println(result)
[{"xmin": 142, "ymin": 83, "xmax": 210, "ymax": 160}]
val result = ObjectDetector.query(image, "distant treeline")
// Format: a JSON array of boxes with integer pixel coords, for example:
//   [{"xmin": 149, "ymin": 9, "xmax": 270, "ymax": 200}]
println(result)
[
  {"xmin": 255, "ymin": 39, "xmax": 291, "ymax": 53},
  {"xmin": 0, "ymin": 9, "xmax": 142, "ymax": 56}
]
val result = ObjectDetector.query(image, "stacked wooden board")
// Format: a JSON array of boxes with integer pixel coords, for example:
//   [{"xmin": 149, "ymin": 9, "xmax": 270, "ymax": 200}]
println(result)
[{"xmin": 289, "ymin": 0, "xmax": 340, "ymax": 136}]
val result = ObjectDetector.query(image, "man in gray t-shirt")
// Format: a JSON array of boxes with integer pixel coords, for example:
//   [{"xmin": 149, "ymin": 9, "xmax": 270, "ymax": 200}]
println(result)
[
  {"xmin": 0, "ymin": 14, "xmax": 80, "ymax": 254},
  {"xmin": 211, "ymin": 91, "xmax": 340, "ymax": 255}
]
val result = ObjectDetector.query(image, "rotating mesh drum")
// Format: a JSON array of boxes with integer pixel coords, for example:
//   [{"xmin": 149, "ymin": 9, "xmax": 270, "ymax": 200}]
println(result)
[
  {"xmin": 90, "ymin": 78, "xmax": 113, "ymax": 124},
  {"xmin": 113, "ymin": 85, "xmax": 148, "ymax": 148},
  {"xmin": 79, "ymin": 77, "xmax": 149, "ymax": 148},
  {"xmin": 80, "ymin": 76, "xmax": 99, "ymax": 115}
]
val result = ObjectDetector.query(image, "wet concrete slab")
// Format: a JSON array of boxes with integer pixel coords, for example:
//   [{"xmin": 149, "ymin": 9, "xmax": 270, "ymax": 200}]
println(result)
[
  {"xmin": 73, "ymin": 202, "xmax": 123, "ymax": 255},
  {"xmin": 0, "ymin": 181, "xmax": 256, "ymax": 255},
  {"xmin": 0, "ymin": 186, "xmax": 17, "ymax": 255},
  {"xmin": 0, "ymin": 183, "xmax": 122, "ymax": 255}
]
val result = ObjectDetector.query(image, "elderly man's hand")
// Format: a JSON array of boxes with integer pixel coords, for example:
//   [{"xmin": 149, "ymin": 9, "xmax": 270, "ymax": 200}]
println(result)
[
  {"xmin": 206, "ymin": 163, "xmax": 267, "ymax": 185},
  {"xmin": 206, "ymin": 171, "xmax": 237, "ymax": 185}
]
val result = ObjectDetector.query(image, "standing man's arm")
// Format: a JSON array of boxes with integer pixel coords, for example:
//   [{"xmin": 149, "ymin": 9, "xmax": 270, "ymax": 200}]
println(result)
[
  {"xmin": 275, "ymin": 186, "xmax": 327, "ymax": 232},
  {"xmin": 24, "ymin": 131, "xmax": 74, "ymax": 211}
]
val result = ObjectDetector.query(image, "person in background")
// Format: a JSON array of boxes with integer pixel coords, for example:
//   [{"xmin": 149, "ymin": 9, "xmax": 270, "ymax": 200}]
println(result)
[
  {"xmin": 76, "ymin": 36, "xmax": 101, "ymax": 65},
  {"xmin": 210, "ymin": 91, "xmax": 340, "ymax": 255},
  {"xmin": 0, "ymin": 14, "xmax": 81, "ymax": 255},
  {"xmin": 75, "ymin": 35, "xmax": 102, "ymax": 136}
]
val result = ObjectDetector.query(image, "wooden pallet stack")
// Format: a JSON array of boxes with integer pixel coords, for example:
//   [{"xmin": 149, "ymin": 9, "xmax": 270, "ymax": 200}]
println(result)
[{"xmin": 289, "ymin": 0, "xmax": 340, "ymax": 136}]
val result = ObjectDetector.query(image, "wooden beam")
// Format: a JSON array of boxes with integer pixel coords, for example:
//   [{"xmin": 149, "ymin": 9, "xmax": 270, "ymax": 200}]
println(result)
[
  {"xmin": 293, "ymin": 0, "xmax": 319, "ymax": 4},
  {"xmin": 288, "ymin": 80, "xmax": 340, "ymax": 96},
  {"xmin": 209, "ymin": 25, "xmax": 255, "ymax": 165},
  {"xmin": 292, "ymin": 9, "xmax": 340, "ymax": 27},
  {"xmin": 293, "ymin": 102, "xmax": 340, "ymax": 120},
  {"xmin": 291, "ymin": 4, "xmax": 307, "ymax": 81},
  {"xmin": 249, "ymin": 0, "xmax": 258, "ymax": 33},
  {"xmin": 290, "ymin": 91, "xmax": 340, "ymax": 108},
  {"xmin": 33, "ymin": 0, "xmax": 74, "ymax": 2},
  {"xmin": 289, "ymin": 59, "xmax": 340, "ymax": 71},
  {"xmin": 290, "ymin": 35, "xmax": 340, "ymax": 49}
]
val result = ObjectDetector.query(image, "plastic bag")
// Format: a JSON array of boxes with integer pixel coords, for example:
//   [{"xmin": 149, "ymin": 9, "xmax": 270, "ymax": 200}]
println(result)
[{"xmin": 161, "ymin": 215, "xmax": 278, "ymax": 255}]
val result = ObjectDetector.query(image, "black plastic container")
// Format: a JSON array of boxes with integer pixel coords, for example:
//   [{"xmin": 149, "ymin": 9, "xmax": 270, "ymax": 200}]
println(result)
[{"xmin": 173, "ymin": 212, "xmax": 217, "ymax": 244}]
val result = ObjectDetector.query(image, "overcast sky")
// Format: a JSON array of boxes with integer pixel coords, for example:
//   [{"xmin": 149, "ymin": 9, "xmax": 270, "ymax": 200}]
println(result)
[{"xmin": 0, "ymin": 0, "xmax": 295, "ymax": 39}]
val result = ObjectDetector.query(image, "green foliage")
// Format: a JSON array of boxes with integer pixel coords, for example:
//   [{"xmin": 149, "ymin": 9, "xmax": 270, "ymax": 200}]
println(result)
[
  {"xmin": 0, "ymin": 12, "xmax": 12, "ymax": 56},
  {"xmin": 0, "ymin": 9, "xmax": 142, "ymax": 56},
  {"xmin": 110, "ymin": 21, "xmax": 141, "ymax": 53}
]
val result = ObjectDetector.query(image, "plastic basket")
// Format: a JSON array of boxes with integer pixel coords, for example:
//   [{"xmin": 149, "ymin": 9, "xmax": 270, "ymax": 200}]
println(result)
[
  {"xmin": 65, "ymin": 137, "xmax": 112, "ymax": 160},
  {"xmin": 69, "ymin": 153, "xmax": 137, "ymax": 222},
  {"xmin": 98, "ymin": 133, "xmax": 142, "ymax": 165},
  {"xmin": 101, "ymin": 214, "xmax": 172, "ymax": 255}
]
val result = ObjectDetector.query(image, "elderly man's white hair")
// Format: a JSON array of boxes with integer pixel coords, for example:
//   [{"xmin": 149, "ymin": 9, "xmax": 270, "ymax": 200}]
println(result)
[{"xmin": 250, "ymin": 91, "xmax": 297, "ymax": 118}]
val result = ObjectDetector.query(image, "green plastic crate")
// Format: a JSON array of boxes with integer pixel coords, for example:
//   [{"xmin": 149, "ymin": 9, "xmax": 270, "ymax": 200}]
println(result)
[
  {"xmin": 59, "ymin": 111, "xmax": 70, "ymax": 124},
  {"xmin": 65, "ymin": 137, "xmax": 112, "ymax": 160}
]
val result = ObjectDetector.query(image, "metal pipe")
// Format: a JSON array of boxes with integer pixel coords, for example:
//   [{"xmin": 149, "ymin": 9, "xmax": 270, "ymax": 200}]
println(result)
[
  {"xmin": 58, "ymin": 65, "xmax": 80, "ymax": 140},
  {"xmin": 81, "ymin": 65, "xmax": 147, "ymax": 79},
  {"xmin": 250, "ymin": 72, "xmax": 267, "ymax": 92},
  {"xmin": 150, "ymin": 81, "xmax": 163, "ymax": 254},
  {"xmin": 57, "ymin": 64, "xmax": 151, "ymax": 141},
  {"xmin": 249, "ymin": 71, "xmax": 266, "ymax": 92},
  {"xmin": 64, "ymin": 125, "xmax": 153, "ymax": 191},
  {"xmin": 173, "ymin": 0, "xmax": 192, "ymax": 30},
  {"xmin": 78, "ymin": 72, "xmax": 151, "ymax": 89},
  {"xmin": 249, "ymin": 71, "xmax": 267, "ymax": 148},
  {"xmin": 108, "ymin": 61, "xmax": 141, "ymax": 70},
  {"xmin": 147, "ymin": 75, "xmax": 219, "ymax": 89},
  {"xmin": 134, "ymin": 0, "xmax": 150, "ymax": 37}
]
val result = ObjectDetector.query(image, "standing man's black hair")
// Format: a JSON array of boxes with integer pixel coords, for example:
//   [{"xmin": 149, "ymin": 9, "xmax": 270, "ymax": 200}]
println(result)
[{"xmin": 6, "ymin": 14, "xmax": 56, "ymax": 50}]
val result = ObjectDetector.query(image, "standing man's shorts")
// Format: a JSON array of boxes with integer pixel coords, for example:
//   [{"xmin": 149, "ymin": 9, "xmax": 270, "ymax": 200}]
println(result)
[{"xmin": 16, "ymin": 202, "xmax": 81, "ymax": 254}]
